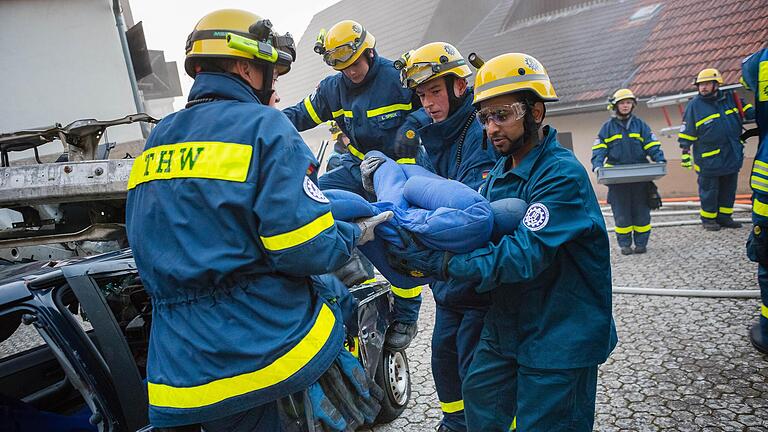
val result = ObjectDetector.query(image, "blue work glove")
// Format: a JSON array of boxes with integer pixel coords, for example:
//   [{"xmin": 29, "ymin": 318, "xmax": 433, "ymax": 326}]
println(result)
[
  {"xmin": 393, "ymin": 121, "xmax": 420, "ymax": 159},
  {"xmin": 747, "ymin": 225, "xmax": 768, "ymax": 267},
  {"xmin": 336, "ymin": 349, "xmax": 370, "ymax": 398},
  {"xmin": 386, "ymin": 229, "xmax": 452, "ymax": 280},
  {"xmin": 307, "ymin": 382, "xmax": 347, "ymax": 431}
]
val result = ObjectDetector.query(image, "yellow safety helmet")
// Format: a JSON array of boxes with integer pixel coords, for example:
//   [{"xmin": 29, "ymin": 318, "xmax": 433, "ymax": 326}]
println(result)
[
  {"xmin": 694, "ymin": 68, "xmax": 723, "ymax": 85},
  {"xmin": 315, "ymin": 20, "xmax": 376, "ymax": 71},
  {"xmin": 607, "ymin": 88, "xmax": 636, "ymax": 110},
  {"xmin": 396, "ymin": 42, "xmax": 472, "ymax": 89},
  {"xmin": 472, "ymin": 53, "xmax": 558, "ymax": 105},
  {"xmin": 184, "ymin": 9, "xmax": 295, "ymax": 78}
]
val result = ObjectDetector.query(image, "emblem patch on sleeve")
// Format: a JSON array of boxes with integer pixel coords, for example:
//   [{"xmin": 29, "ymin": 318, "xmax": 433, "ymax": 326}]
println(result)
[
  {"xmin": 303, "ymin": 176, "xmax": 329, "ymax": 203},
  {"xmin": 523, "ymin": 203, "xmax": 549, "ymax": 231}
]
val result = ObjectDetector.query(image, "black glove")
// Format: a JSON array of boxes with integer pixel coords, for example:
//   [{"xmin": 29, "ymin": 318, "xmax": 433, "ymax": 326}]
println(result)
[
  {"xmin": 392, "ymin": 121, "xmax": 420, "ymax": 159},
  {"xmin": 747, "ymin": 225, "xmax": 768, "ymax": 267},
  {"xmin": 385, "ymin": 229, "xmax": 452, "ymax": 280}
]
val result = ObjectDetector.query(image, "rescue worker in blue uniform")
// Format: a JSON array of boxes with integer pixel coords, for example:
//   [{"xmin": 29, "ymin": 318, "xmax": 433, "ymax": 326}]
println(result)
[
  {"xmin": 742, "ymin": 48, "xmax": 768, "ymax": 354},
  {"xmin": 386, "ymin": 53, "xmax": 618, "ymax": 431},
  {"xmin": 591, "ymin": 88, "xmax": 666, "ymax": 255},
  {"xmin": 397, "ymin": 42, "xmax": 498, "ymax": 432},
  {"xmin": 283, "ymin": 20, "xmax": 426, "ymax": 349},
  {"xmin": 125, "ymin": 10, "xmax": 391, "ymax": 429},
  {"xmin": 678, "ymin": 68, "xmax": 755, "ymax": 231}
]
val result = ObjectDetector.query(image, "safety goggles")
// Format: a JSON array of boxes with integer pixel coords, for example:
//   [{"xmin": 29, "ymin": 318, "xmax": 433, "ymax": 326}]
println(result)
[
  {"xmin": 476, "ymin": 103, "xmax": 526, "ymax": 127},
  {"xmin": 322, "ymin": 30, "xmax": 367, "ymax": 67},
  {"xmin": 400, "ymin": 59, "xmax": 466, "ymax": 88}
]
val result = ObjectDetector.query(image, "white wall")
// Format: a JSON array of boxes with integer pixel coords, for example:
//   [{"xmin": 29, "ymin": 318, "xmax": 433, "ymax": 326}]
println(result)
[{"xmin": 0, "ymin": 0, "xmax": 142, "ymax": 159}]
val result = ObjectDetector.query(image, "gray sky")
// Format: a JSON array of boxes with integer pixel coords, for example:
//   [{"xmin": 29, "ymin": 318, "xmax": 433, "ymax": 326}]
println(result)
[{"xmin": 129, "ymin": 0, "xmax": 341, "ymax": 108}]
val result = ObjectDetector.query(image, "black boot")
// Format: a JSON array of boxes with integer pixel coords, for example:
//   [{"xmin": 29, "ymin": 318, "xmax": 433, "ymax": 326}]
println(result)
[
  {"xmin": 702, "ymin": 219, "xmax": 721, "ymax": 231},
  {"xmin": 750, "ymin": 322, "xmax": 768, "ymax": 355},
  {"xmin": 634, "ymin": 245, "xmax": 647, "ymax": 254},
  {"xmin": 718, "ymin": 217, "xmax": 743, "ymax": 229},
  {"xmin": 620, "ymin": 246, "xmax": 633, "ymax": 255},
  {"xmin": 385, "ymin": 322, "xmax": 418, "ymax": 350},
  {"xmin": 437, "ymin": 424, "xmax": 460, "ymax": 432}
]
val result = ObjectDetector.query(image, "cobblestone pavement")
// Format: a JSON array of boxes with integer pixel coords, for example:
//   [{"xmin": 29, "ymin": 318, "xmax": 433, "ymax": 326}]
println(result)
[{"xmin": 368, "ymin": 214, "xmax": 768, "ymax": 431}]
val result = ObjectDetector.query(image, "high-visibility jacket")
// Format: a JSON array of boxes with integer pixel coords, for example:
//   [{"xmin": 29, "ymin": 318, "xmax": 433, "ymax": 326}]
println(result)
[
  {"xmin": 419, "ymin": 89, "xmax": 498, "ymax": 308},
  {"xmin": 449, "ymin": 126, "xmax": 618, "ymax": 369},
  {"xmin": 677, "ymin": 90, "xmax": 755, "ymax": 176},
  {"xmin": 283, "ymin": 53, "xmax": 416, "ymax": 161},
  {"xmin": 126, "ymin": 72, "xmax": 359, "ymax": 427},
  {"xmin": 591, "ymin": 114, "xmax": 665, "ymax": 170},
  {"xmin": 742, "ymin": 49, "xmax": 768, "ymax": 225}
]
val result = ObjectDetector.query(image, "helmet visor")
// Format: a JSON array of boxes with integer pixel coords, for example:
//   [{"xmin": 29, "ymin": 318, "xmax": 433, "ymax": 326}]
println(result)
[
  {"xmin": 401, "ymin": 62, "xmax": 437, "ymax": 88},
  {"xmin": 323, "ymin": 43, "xmax": 357, "ymax": 67}
]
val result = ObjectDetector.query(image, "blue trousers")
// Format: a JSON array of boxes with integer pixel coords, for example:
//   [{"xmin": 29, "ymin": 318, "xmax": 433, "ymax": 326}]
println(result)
[
  {"xmin": 432, "ymin": 305, "xmax": 486, "ymax": 431},
  {"xmin": 697, "ymin": 173, "xmax": 738, "ymax": 222},
  {"xmin": 318, "ymin": 153, "xmax": 422, "ymax": 324},
  {"xmin": 199, "ymin": 401, "xmax": 278, "ymax": 431},
  {"xmin": 462, "ymin": 325, "xmax": 598, "ymax": 432},
  {"xmin": 607, "ymin": 182, "xmax": 651, "ymax": 248},
  {"xmin": 758, "ymin": 264, "xmax": 768, "ymax": 337}
]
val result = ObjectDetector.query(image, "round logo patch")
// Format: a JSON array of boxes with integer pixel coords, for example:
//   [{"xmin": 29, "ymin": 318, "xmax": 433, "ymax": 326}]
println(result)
[
  {"xmin": 523, "ymin": 203, "xmax": 549, "ymax": 231},
  {"xmin": 303, "ymin": 176, "xmax": 329, "ymax": 203}
]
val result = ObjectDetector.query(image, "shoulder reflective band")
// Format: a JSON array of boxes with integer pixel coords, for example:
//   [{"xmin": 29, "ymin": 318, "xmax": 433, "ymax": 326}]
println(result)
[
  {"xmin": 628, "ymin": 133, "xmax": 644, "ymax": 142},
  {"xmin": 260, "ymin": 211, "xmax": 335, "ymax": 251},
  {"xmin": 304, "ymin": 96, "xmax": 322, "ymax": 125},
  {"xmin": 592, "ymin": 143, "xmax": 607, "ymax": 150},
  {"xmin": 440, "ymin": 399, "xmax": 464, "ymax": 413},
  {"xmin": 603, "ymin": 134, "xmax": 623, "ymax": 143},
  {"xmin": 391, "ymin": 285, "xmax": 422, "ymax": 298},
  {"xmin": 475, "ymin": 74, "xmax": 549, "ymax": 95},
  {"xmin": 701, "ymin": 149, "xmax": 721, "ymax": 158},
  {"xmin": 754, "ymin": 198, "xmax": 768, "ymax": 217},
  {"xmin": 226, "ymin": 33, "xmax": 278, "ymax": 64},
  {"xmin": 679, "ymin": 133, "xmax": 697, "ymax": 141},
  {"xmin": 367, "ymin": 103, "xmax": 412, "ymax": 118},
  {"xmin": 147, "ymin": 303, "xmax": 336, "ymax": 409},
  {"xmin": 127, "ymin": 142, "xmax": 252, "ymax": 189},
  {"xmin": 695, "ymin": 113, "xmax": 720, "ymax": 128},
  {"xmin": 643, "ymin": 141, "xmax": 661, "ymax": 150}
]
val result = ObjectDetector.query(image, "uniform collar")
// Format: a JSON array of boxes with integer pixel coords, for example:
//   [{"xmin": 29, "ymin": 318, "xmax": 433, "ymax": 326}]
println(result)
[
  {"xmin": 493, "ymin": 125, "xmax": 557, "ymax": 181},
  {"xmin": 611, "ymin": 115, "xmax": 634, "ymax": 130},
  {"xmin": 188, "ymin": 73, "xmax": 261, "ymax": 104},
  {"xmin": 341, "ymin": 51, "xmax": 382, "ymax": 89}
]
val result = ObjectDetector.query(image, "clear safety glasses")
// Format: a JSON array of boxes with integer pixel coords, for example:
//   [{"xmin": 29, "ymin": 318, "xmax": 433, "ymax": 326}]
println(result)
[{"xmin": 476, "ymin": 103, "xmax": 526, "ymax": 127}]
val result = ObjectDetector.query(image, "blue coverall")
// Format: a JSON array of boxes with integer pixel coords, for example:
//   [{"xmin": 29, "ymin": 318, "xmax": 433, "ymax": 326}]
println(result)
[
  {"xmin": 283, "ymin": 52, "xmax": 426, "ymax": 324},
  {"xmin": 591, "ymin": 115, "xmax": 666, "ymax": 248},
  {"xmin": 678, "ymin": 90, "xmax": 755, "ymax": 223},
  {"xmin": 742, "ymin": 48, "xmax": 768, "ymax": 348},
  {"xmin": 419, "ymin": 89, "xmax": 498, "ymax": 431},
  {"xmin": 126, "ymin": 73, "xmax": 360, "ymax": 428},
  {"xmin": 448, "ymin": 126, "xmax": 618, "ymax": 431}
]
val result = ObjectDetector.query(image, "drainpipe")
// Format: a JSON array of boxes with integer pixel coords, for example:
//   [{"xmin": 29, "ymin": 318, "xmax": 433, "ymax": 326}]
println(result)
[{"xmin": 112, "ymin": 0, "xmax": 150, "ymax": 138}]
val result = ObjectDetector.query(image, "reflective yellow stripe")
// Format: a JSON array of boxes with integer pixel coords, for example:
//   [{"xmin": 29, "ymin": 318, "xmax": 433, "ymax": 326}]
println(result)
[
  {"xmin": 347, "ymin": 144, "xmax": 365, "ymax": 160},
  {"xmin": 509, "ymin": 416, "xmax": 517, "ymax": 431},
  {"xmin": 695, "ymin": 113, "xmax": 721, "ymax": 128},
  {"xmin": 260, "ymin": 212, "xmax": 335, "ymax": 251},
  {"xmin": 615, "ymin": 226, "xmax": 633, "ymax": 234},
  {"xmin": 332, "ymin": 108, "xmax": 354, "ymax": 118},
  {"xmin": 760, "ymin": 61, "xmax": 768, "ymax": 102},
  {"xmin": 701, "ymin": 149, "xmax": 721, "ymax": 158},
  {"xmin": 700, "ymin": 209, "xmax": 718, "ymax": 219},
  {"xmin": 440, "ymin": 399, "xmax": 464, "ymax": 413},
  {"xmin": 592, "ymin": 143, "xmax": 608, "ymax": 150},
  {"xmin": 754, "ymin": 198, "xmax": 768, "ymax": 217},
  {"xmin": 751, "ymin": 176, "xmax": 768, "ymax": 193},
  {"xmin": 628, "ymin": 133, "xmax": 644, "ymax": 142},
  {"xmin": 391, "ymin": 285, "xmax": 422, "ymax": 298},
  {"xmin": 362, "ymin": 278, "xmax": 377, "ymax": 285},
  {"xmin": 679, "ymin": 133, "xmax": 697, "ymax": 141},
  {"xmin": 604, "ymin": 163, "xmax": 614, "ymax": 167},
  {"xmin": 725, "ymin": 108, "xmax": 736, "ymax": 115},
  {"xmin": 744, "ymin": 104, "xmax": 753, "ymax": 111},
  {"xmin": 148, "ymin": 303, "xmax": 336, "ymax": 409},
  {"xmin": 752, "ymin": 166, "xmax": 768, "ymax": 177},
  {"xmin": 694, "ymin": 164, "xmax": 701, "ymax": 172},
  {"xmin": 366, "ymin": 103, "xmax": 412, "ymax": 118},
  {"xmin": 604, "ymin": 134, "xmax": 623, "ymax": 143},
  {"xmin": 755, "ymin": 160, "xmax": 768, "ymax": 170},
  {"xmin": 396, "ymin": 158, "xmax": 416, "ymax": 164},
  {"xmin": 762, "ymin": 304, "xmax": 768, "ymax": 319},
  {"xmin": 643, "ymin": 141, "xmax": 661, "ymax": 150},
  {"xmin": 719, "ymin": 207, "xmax": 734, "ymax": 215},
  {"xmin": 303, "ymin": 96, "xmax": 322, "ymax": 125},
  {"xmin": 127, "ymin": 142, "xmax": 251, "ymax": 190},
  {"xmin": 634, "ymin": 224, "xmax": 651, "ymax": 233}
]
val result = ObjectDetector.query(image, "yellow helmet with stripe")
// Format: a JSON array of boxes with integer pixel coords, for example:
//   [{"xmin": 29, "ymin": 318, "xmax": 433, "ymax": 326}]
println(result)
[
  {"xmin": 317, "ymin": 20, "xmax": 376, "ymax": 71},
  {"xmin": 694, "ymin": 68, "xmax": 723, "ymax": 85},
  {"xmin": 472, "ymin": 53, "xmax": 558, "ymax": 105},
  {"xmin": 184, "ymin": 9, "xmax": 295, "ymax": 78},
  {"xmin": 607, "ymin": 88, "xmax": 636, "ymax": 110},
  {"xmin": 397, "ymin": 42, "xmax": 472, "ymax": 89}
]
